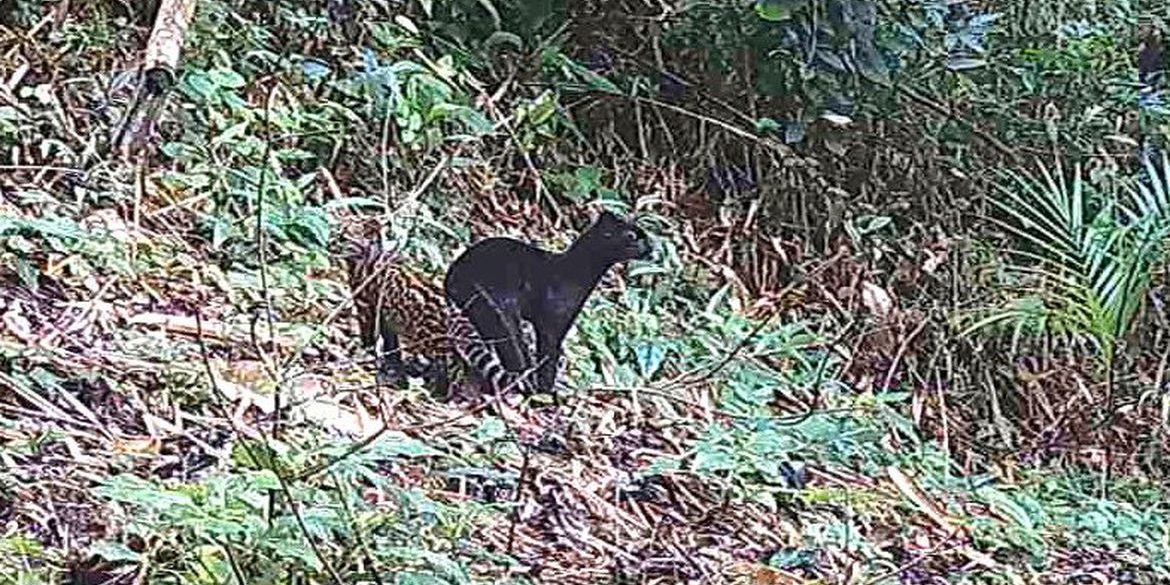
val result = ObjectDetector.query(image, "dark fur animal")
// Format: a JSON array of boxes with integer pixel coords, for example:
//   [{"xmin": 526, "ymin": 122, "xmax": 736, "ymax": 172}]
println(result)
[
  {"xmin": 444, "ymin": 210, "xmax": 653, "ymax": 395},
  {"xmin": 1139, "ymin": 27, "xmax": 1163, "ymax": 89},
  {"xmin": 1139, "ymin": 28, "xmax": 1166, "ymax": 187},
  {"xmin": 341, "ymin": 238, "xmax": 537, "ymax": 395}
]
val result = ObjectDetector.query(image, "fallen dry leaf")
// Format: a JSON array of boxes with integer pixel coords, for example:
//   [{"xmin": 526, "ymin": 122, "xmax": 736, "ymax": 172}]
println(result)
[
  {"xmin": 860, "ymin": 281, "xmax": 895, "ymax": 319},
  {"xmin": 2, "ymin": 302, "xmax": 34, "ymax": 342},
  {"xmin": 111, "ymin": 436, "xmax": 162, "ymax": 455}
]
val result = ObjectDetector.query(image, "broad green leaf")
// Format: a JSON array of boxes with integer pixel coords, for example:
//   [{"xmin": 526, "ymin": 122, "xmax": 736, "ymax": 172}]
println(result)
[
  {"xmin": 372, "ymin": 433, "xmax": 444, "ymax": 458},
  {"xmin": 755, "ymin": 0, "xmax": 799, "ymax": 21},
  {"xmin": 88, "ymin": 541, "xmax": 142, "ymax": 563}
]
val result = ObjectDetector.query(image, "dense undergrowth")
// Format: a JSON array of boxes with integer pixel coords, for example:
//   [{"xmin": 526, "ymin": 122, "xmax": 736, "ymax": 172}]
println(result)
[{"xmin": 0, "ymin": 0, "xmax": 1168, "ymax": 583}]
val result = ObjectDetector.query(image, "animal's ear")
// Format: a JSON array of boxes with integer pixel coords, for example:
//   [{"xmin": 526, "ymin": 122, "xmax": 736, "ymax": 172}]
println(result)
[
  {"xmin": 578, "ymin": 207, "xmax": 610, "ymax": 231},
  {"xmin": 596, "ymin": 209, "xmax": 626, "ymax": 226},
  {"xmin": 582, "ymin": 207, "xmax": 633, "ymax": 234}
]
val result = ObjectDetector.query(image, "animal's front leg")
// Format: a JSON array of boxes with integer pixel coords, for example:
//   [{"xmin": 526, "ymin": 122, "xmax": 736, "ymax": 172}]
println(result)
[
  {"xmin": 533, "ymin": 330, "xmax": 564, "ymax": 395},
  {"xmin": 418, "ymin": 357, "xmax": 451, "ymax": 400},
  {"xmin": 375, "ymin": 327, "xmax": 406, "ymax": 388}
]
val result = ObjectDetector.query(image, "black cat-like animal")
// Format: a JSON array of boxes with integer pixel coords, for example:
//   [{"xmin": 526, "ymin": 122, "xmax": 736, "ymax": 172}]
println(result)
[{"xmin": 444, "ymin": 210, "xmax": 653, "ymax": 395}]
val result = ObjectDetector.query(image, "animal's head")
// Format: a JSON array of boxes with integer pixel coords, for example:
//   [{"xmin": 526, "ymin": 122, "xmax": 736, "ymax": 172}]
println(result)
[
  {"xmin": 337, "ymin": 236, "xmax": 377, "ymax": 272},
  {"xmin": 332, "ymin": 227, "xmax": 395, "ymax": 278},
  {"xmin": 586, "ymin": 210, "xmax": 653, "ymax": 263},
  {"xmin": 329, "ymin": 214, "xmax": 394, "ymax": 273}
]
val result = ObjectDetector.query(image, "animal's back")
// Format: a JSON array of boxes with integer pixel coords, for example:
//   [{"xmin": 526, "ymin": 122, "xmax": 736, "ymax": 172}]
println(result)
[
  {"xmin": 444, "ymin": 237, "xmax": 551, "ymax": 304},
  {"xmin": 384, "ymin": 265, "xmax": 451, "ymax": 358},
  {"xmin": 345, "ymin": 240, "xmax": 450, "ymax": 359}
]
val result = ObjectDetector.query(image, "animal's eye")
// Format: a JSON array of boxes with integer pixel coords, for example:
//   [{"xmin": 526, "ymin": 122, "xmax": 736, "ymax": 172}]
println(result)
[{"xmin": 625, "ymin": 231, "xmax": 638, "ymax": 241}]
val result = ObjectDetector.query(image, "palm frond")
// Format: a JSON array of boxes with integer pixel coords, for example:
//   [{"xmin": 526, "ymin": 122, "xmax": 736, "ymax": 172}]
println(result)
[{"xmin": 966, "ymin": 154, "xmax": 1170, "ymax": 363}]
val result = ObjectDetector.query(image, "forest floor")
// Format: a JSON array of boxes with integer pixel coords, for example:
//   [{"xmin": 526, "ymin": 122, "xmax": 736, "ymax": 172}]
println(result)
[{"xmin": 0, "ymin": 3, "xmax": 1167, "ymax": 584}]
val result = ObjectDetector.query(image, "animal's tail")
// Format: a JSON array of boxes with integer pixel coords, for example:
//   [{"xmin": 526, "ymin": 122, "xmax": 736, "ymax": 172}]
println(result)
[{"xmin": 444, "ymin": 299, "xmax": 537, "ymax": 395}]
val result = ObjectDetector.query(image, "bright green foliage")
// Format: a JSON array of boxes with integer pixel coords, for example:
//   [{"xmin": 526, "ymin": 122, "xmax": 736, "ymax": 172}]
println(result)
[
  {"xmin": 965, "ymin": 156, "xmax": 1170, "ymax": 371},
  {"xmin": 85, "ymin": 434, "xmax": 500, "ymax": 584}
]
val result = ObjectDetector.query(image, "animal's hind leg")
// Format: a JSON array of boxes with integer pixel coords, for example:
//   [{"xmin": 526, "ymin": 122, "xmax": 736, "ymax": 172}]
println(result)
[
  {"xmin": 358, "ymin": 311, "xmax": 377, "ymax": 348},
  {"xmin": 425, "ymin": 359, "xmax": 451, "ymax": 399},
  {"xmin": 459, "ymin": 289, "xmax": 532, "ymax": 373},
  {"xmin": 374, "ymin": 325, "xmax": 407, "ymax": 388},
  {"xmin": 395, "ymin": 355, "xmax": 449, "ymax": 398}
]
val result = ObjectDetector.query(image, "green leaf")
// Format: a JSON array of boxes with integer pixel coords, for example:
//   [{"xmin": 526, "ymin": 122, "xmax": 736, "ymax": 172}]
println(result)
[
  {"xmin": 325, "ymin": 197, "xmax": 384, "ymax": 211},
  {"xmin": 266, "ymin": 539, "xmax": 323, "ymax": 570},
  {"xmin": 641, "ymin": 457, "xmax": 680, "ymax": 476},
  {"xmin": 21, "ymin": 217, "xmax": 87, "ymax": 241},
  {"xmin": 581, "ymin": 70, "xmax": 621, "ymax": 94},
  {"xmin": 372, "ymin": 433, "xmax": 444, "ymax": 458},
  {"xmin": 704, "ymin": 283, "xmax": 731, "ymax": 316},
  {"xmin": 694, "ymin": 444, "xmax": 736, "ymax": 473},
  {"xmin": 395, "ymin": 572, "xmax": 450, "ymax": 585},
  {"xmin": 28, "ymin": 367, "xmax": 64, "ymax": 393},
  {"xmin": 0, "ymin": 105, "xmax": 24, "ymax": 122},
  {"xmin": 977, "ymin": 487, "xmax": 1037, "ymax": 531},
  {"xmin": 88, "ymin": 541, "xmax": 142, "ymax": 563},
  {"xmin": 14, "ymin": 256, "xmax": 38, "ymax": 292},
  {"xmin": 211, "ymin": 218, "xmax": 231, "ymax": 250},
  {"xmin": 212, "ymin": 121, "xmax": 250, "ymax": 147},
  {"xmin": 471, "ymin": 417, "xmax": 508, "ymax": 442},
  {"xmin": 95, "ymin": 475, "xmax": 195, "ymax": 510},
  {"xmin": 572, "ymin": 166, "xmax": 602, "ymax": 198},
  {"xmin": 209, "ymin": 68, "xmax": 246, "ymax": 89},
  {"xmin": 432, "ymin": 103, "xmax": 494, "ymax": 134},
  {"xmin": 627, "ymin": 263, "xmax": 669, "ymax": 278},
  {"xmin": 181, "ymin": 71, "xmax": 215, "ymax": 100},
  {"xmin": 519, "ymin": 91, "xmax": 557, "ymax": 127},
  {"xmin": 289, "ymin": 208, "xmax": 331, "ymax": 247},
  {"xmin": 755, "ymin": 0, "xmax": 799, "ymax": 21},
  {"xmin": 0, "ymin": 215, "xmax": 17, "ymax": 234},
  {"xmin": 634, "ymin": 342, "xmax": 667, "ymax": 378},
  {"xmin": 754, "ymin": 117, "xmax": 781, "ymax": 134},
  {"xmin": 247, "ymin": 469, "xmax": 282, "ymax": 491}
]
